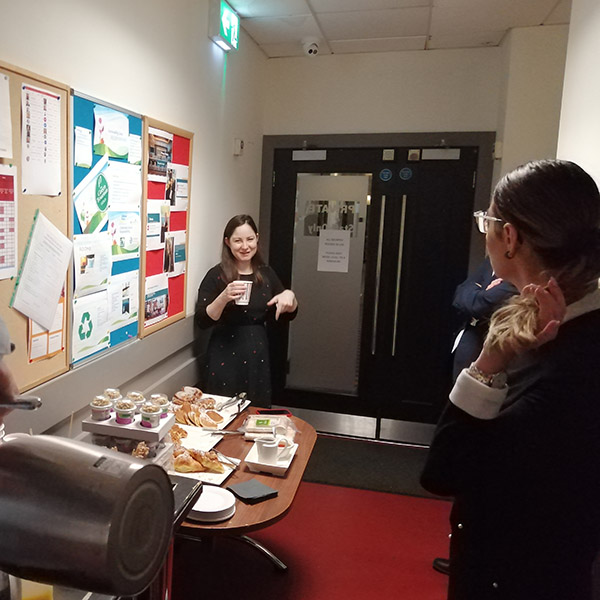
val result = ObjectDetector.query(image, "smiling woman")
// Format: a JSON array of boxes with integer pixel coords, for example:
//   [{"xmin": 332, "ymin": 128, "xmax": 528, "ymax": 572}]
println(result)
[{"xmin": 195, "ymin": 215, "xmax": 298, "ymax": 406}]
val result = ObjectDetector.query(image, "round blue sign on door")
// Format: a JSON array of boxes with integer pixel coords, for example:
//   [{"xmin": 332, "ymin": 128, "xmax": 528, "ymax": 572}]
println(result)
[
  {"xmin": 379, "ymin": 168, "xmax": 393, "ymax": 182},
  {"xmin": 399, "ymin": 167, "xmax": 413, "ymax": 180}
]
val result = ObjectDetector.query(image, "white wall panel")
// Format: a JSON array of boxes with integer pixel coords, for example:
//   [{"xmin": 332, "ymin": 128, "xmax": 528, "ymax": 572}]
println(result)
[
  {"xmin": 558, "ymin": 0, "xmax": 600, "ymax": 185},
  {"xmin": 497, "ymin": 25, "xmax": 569, "ymax": 178},
  {"xmin": 263, "ymin": 48, "xmax": 503, "ymax": 134}
]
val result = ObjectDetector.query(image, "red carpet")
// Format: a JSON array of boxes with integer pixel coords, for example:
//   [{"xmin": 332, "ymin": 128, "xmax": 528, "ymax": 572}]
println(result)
[{"xmin": 173, "ymin": 482, "xmax": 451, "ymax": 600}]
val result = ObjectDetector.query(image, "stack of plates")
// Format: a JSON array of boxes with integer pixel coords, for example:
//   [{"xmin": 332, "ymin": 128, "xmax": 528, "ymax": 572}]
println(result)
[{"xmin": 187, "ymin": 486, "xmax": 236, "ymax": 522}]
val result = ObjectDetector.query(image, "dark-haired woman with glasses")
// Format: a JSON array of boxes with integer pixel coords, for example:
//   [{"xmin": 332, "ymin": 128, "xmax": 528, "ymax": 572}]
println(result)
[
  {"xmin": 422, "ymin": 159, "xmax": 600, "ymax": 599},
  {"xmin": 195, "ymin": 215, "xmax": 297, "ymax": 405}
]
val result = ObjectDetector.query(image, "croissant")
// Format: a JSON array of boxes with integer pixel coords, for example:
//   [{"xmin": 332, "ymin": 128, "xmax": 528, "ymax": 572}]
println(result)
[
  {"xmin": 173, "ymin": 447, "xmax": 225, "ymax": 474},
  {"xmin": 173, "ymin": 450, "xmax": 200, "ymax": 472},
  {"xmin": 189, "ymin": 449, "xmax": 225, "ymax": 474}
]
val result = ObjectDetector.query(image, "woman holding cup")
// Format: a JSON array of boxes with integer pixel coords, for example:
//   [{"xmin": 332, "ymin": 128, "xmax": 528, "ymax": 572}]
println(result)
[{"xmin": 196, "ymin": 215, "xmax": 298, "ymax": 405}]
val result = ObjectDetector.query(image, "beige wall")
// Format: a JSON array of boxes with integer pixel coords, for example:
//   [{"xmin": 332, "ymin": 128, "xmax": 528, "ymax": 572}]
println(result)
[
  {"xmin": 496, "ymin": 25, "xmax": 569, "ymax": 180},
  {"xmin": 262, "ymin": 27, "xmax": 568, "ymax": 191},
  {"xmin": 264, "ymin": 47, "xmax": 503, "ymax": 135},
  {"xmin": 558, "ymin": 0, "xmax": 600, "ymax": 184}
]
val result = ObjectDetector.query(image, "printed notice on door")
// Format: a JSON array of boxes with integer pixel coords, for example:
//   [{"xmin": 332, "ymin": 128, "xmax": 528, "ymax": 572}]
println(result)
[{"xmin": 317, "ymin": 229, "xmax": 350, "ymax": 273}]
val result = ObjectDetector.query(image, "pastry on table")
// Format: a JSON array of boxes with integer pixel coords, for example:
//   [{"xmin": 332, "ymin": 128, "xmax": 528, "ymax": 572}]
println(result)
[{"xmin": 173, "ymin": 445, "xmax": 225, "ymax": 474}]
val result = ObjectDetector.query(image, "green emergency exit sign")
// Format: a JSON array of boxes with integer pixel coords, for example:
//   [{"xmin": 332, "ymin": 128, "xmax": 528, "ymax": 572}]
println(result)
[{"xmin": 210, "ymin": 0, "xmax": 239, "ymax": 52}]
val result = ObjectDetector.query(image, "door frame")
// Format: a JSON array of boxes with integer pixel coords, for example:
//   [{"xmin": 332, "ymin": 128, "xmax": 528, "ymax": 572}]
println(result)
[{"xmin": 258, "ymin": 132, "xmax": 495, "ymax": 436}]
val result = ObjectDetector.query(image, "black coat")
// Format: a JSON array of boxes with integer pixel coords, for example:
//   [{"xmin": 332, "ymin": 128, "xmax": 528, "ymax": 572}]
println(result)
[{"xmin": 421, "ymin": 308, "xmax": 600, "ymax": 599}]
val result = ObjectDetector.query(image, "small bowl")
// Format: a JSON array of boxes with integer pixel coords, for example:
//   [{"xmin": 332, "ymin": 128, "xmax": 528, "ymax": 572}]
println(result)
[
  {"xmin": 150, "ymin": 394, "xmax": 170, "ymax": 418},
  {"xmin": 90, "ymin": 395, "xmax": 113, "ymax": 421},
  {"xmin": 140, "ymin": 403, "xmax": 161, "ymax": 428},
  {"xmin": 114, "ymin": 399, "xmax": 136, "ymax": 424}
]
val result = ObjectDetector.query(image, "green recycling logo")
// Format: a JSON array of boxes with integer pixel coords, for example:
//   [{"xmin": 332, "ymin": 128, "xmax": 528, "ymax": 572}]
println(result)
[
  {"xmin": 95, "ymin": 173, "xmax": 109, "ymax": 211},
  {"xmin": 78, "ymin": 312, "xmax": 93, "ymax": 340}
]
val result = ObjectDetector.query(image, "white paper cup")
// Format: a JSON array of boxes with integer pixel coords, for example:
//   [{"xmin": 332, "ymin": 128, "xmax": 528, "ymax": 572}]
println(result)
[{"xmin": 234, "ymin": 280, "xmax": 253, "ymax": 305}]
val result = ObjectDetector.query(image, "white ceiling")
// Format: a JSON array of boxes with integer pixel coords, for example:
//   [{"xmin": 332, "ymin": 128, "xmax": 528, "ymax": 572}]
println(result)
[{"xmin": 226, "ymin": 0, "xmax": 572, "ymax": 58}]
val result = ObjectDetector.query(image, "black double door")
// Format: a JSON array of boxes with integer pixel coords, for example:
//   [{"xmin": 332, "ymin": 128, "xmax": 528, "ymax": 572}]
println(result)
[{"xmin": 268, "ymin": 146, "xmax": 479, "ymax": 424}]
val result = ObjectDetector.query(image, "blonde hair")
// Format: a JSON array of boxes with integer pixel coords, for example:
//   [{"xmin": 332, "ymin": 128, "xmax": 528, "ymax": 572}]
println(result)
[
  {"xmin": 486, "ymin": 294, "xmax": 539, "ymax": 353},
  {"xmin": 484, "ymin": 160, "xmax": 600, "ymax": 353}
]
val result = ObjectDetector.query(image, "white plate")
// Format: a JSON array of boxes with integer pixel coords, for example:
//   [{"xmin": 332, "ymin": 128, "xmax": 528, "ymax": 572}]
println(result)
[
  {"xmin": 177, "ymin": 425, "xmax": 221, "ymax": 452},
  {"xmin": 168, "ymin": 460, "xmax": 235, "ymax": 486},
  {"xmin": 187, "ymin": 486, "xmax": 236, "ymax": 522},
  {"xmin": 245, "ymin": 441, "xmax": 298, "ymax": 476}
]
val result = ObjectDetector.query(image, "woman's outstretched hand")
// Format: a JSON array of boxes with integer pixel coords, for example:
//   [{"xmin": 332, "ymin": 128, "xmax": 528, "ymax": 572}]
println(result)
[{"xmin": 267, "ymin": 290, "xmax": 298, "ymax": 320}]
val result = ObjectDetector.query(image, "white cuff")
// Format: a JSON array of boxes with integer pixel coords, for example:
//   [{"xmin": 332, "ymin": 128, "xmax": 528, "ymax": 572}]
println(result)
[{"xmin": 449, "ymin": 368, "xmax": 507, "ymax": 420}]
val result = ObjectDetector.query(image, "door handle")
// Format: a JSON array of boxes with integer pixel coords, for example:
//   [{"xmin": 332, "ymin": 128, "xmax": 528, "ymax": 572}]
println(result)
[
  {"xmin": 371, "ymin": 195, "xmax": 386, "ymax": 355},
  {"xmin": 392, "ymin": 195, "xmax": 407, "ymax": 357}
]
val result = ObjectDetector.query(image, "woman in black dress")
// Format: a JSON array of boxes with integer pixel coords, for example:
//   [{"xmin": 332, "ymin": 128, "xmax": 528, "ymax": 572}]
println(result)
[{"xmin": 195, "ymin": 215, "xmax": 297, "ymax": 405}]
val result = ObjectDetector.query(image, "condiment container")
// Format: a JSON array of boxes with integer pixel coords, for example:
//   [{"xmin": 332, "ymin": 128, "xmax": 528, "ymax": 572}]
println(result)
[
  {"xmin": 114, "ymin": 399, "xmax": 136, "ymax": 424},
  {"xmin": 140, "ymin": 403, "xmax": 161, "ymax": 428},
  {"xmin": 126, "ymin": 391, "xmax": 146, "ymax": 413},
  {"xmin": 0, "ymin": 434, "xmax": 173, "ymax": 596},
  {"xmin": 90, "ymin": 395, "xmax": 112, "ymax": 421},
  {"xmin": 150, "ymin": 394, "xmax": 170, "ymax": 418}
]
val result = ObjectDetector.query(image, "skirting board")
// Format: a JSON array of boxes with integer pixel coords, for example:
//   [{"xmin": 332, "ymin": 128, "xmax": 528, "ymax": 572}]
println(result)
[{"xmin": 283, "ymin": 407, "xmax": 435, "ymax": 446}]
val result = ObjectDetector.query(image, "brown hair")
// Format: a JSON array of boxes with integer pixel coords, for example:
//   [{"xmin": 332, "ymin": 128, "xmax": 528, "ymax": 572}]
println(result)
[
  {"xmin": 486, "ymin": 160, "xmax": 600, "ymax": 352},
  {"xmin": 220, "ymin": 214, "xmax": 265, "ymax": 285}
]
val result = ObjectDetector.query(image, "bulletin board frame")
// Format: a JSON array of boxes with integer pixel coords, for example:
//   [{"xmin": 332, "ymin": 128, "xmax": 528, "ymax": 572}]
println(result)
[
  {"xmin": 140, "ymin": 117, "xmax": 192, "ymax": 337},
  {"xmin": 0, "ymin": 60, "xmax": 71, "ymax": 392}
]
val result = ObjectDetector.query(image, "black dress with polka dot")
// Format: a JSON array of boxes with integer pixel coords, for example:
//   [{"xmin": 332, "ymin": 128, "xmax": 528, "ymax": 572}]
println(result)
[{"xmin": 195, "ymin": 264, "xmax": 297, "ymax": 405}]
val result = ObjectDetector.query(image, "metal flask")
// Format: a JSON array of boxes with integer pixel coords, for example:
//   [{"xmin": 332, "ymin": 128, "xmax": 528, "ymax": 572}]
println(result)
[{"xmin": 0, "ymin": 434, "xmax": 174, "ymax": 596}]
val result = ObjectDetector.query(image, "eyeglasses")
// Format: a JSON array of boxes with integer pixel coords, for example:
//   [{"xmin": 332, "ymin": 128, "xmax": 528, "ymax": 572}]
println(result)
[{"xmin": 473, "ymin": 210, "xmax": 504, "ymax": 234}]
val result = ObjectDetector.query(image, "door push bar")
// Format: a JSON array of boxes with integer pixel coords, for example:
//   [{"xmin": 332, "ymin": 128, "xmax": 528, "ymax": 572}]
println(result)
[{"xmin": 372, "ymin": 196, "xmax": 386, "ymax": 355}]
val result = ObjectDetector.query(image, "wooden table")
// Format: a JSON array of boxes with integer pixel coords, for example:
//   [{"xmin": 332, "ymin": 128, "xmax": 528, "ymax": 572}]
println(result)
[{"xmin": 175, "ymin": 408, "xmax": 317, "ymax": 568}]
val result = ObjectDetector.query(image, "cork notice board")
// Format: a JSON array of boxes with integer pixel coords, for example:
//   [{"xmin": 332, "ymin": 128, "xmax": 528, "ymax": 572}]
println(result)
[
  {"xmin": 0, "ymin": 61, "xmax": 70, "ymax": 392},
  {"xmin": 140, "ymin": 117, "xmax": 192, "ymax": 337}
]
